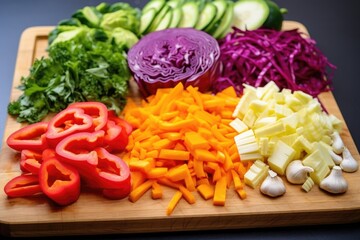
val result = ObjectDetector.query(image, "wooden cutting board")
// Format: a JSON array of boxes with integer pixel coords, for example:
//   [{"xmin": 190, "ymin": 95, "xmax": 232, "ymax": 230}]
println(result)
[{"xmin": 1, "ymin": 21, "xmax": 360, "ymax": 237}]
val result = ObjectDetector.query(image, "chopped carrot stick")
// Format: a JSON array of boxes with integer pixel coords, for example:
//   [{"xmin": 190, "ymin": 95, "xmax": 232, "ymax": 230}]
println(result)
[
  {"xmin": 166, "ymin": 191, "xmax": 183, "ymax": 216},
  {"xmin": 122, "ymin": 82, "xmax": 245, "ymax": 214},
  {"xmin": 197, "ymin": 183, "xmax": 215, "ymax": 200},
  {"xmin": 179, "ymin": 185, "xmax": 196, "ymax": 204},
  {"xmin": 151, "ymin": 181, "xmax": 163, "ymax": 199},
  {"xmin": 213, "ymin": 176, "xmax": 227, "ymax": 206},
  {"xmin": 129, "ymin": 179, "xmax": 155, "ymax": 202},
  {"xmin": 236, "ymin": 188, "xmax": 247, "ymax": 200},
  {"xmin": 231, "ymin": 169, "xmax": 243, "ymax": 190},
  {"xmin": 158, "ymin": 149, "xmax": 190, "ymax": 161},
  {"xmin": 147, "ymin": 167, "xmax": 168, "ymax": 179}
]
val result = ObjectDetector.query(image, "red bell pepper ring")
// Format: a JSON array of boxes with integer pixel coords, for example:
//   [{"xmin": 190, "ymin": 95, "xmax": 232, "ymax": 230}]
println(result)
[
  {"xmin": 39, "ymin": 158, "xmax": 80, "ymax": 206},
  {"xmin": 68, "ymin": 102, "xmax": 108, "ymax": 131},
  {"xmin": 55, "ymin": 130, "xmax": 105, "ymax": 182},
  {"xmin": 20, "ymin": 149, "xmax": 43, "ymax": 174},
  {"xmin": 108, "ymin": 110, "xmax": 133, "ymax": 135},
  {"xmin": 45, "ymin": 107, "xmax": 94, "ymax": 148},
  {"xmin": 102, "ymin": 183, "xmax": 131, "ymax": 200},
  {"xmin": 104, "ymin": 120, "xmax": 129, "ymax": 152},
  {"xmin": 4, "ymin": 174, "xmax": 42, "ymax": 198},
  {"xmin": 93, "ymin": 147, "xmax": 131, "ymax": 190},
  {"xmin": 7, "ymin": 122, "xmax": 48, "ymax": 152}
]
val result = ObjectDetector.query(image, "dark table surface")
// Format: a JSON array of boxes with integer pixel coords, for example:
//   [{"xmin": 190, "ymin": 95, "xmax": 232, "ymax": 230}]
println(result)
[{"xmin": 1, "ymin": 0, "xmax": 360, "ymax": 239}]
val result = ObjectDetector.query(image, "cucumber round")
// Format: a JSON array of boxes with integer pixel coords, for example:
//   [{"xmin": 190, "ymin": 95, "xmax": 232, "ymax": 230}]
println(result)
[
  {"xmin": 154, "ymin": 9, "xmax": 173, "ymax": 31},
  {"xmin": 213, "ymin": 2, "xmax": 234, "ymax": 39},
  {"xmin": 232, "ymin": 0, "xmax": 270, "ymax": 30},
  {"xmin": 204, "ymin": 0, "xmax": 228, "ymax": 34},
  {"xmin": 140, "ymin": 8, "xmax": 157, "ymax": 34},
  {"xmin": 195, "ymin": 2, "xmax": 218, "ymax": 30},
  {"xmin": 169, "ymin": 7, "xmax": 182, "ymax": 28},
  {"xmin": 143, "ymin": 0, "xmax": 166, "ymax": 13},
  {"xmin": 178, "ymin": 2, "xmax": 200, "ymax": 28}
]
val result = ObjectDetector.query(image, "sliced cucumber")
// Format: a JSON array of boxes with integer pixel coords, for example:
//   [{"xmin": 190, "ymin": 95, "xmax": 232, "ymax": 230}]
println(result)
[
  {"xmin": 232, "ymin": 0, "xmax": 270, "ymax": 30},
  {"xmin": 167, "ymin": 0, "xmax": 184, "ymax": 9},
  {"xmin": 177, "ymin": 1, "xmax": 200, "ymax": 28},
  {"xmin": 213, "ymin": 1, "xmax": 234, "ymax": 39},
  {"xmin": 203, "ymin": 0, "xmax": 228, "ymax": 34},
  {"xmin": 195, "ymin": 2, "xmax": 218, "ymax": 30},
  {"xmin": 154, "ymin": 9, "xmax": 173, "ymax": 31},
  {"xmin": 140, "ymin": 8, "xmax": 157, "ymax": 34},
  {"xmin": 168, "ymin": 7, "xmax": 182, "ymax": 28},
  {"xmin": 142, "ymin": 0, "xmax": 166, "ymax": 13},
  {"xmin": 147, "ymin": 5, "xmax": 171, "ymax": 33}
]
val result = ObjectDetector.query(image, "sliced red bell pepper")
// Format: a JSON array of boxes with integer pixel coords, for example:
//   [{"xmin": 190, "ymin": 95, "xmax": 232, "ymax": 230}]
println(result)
[
  {"xmin": 4, "ymin": 174, "xmax": 42, "ymax": 198},
  {"xmin": 94, "ymin": 147, "xmax": 131, "ymax": 190},
  {"xmin": 45, "ymin": 107, "xmax": 94, "ymax": 148},
  {"xmin": 104, "ymin": 120, "xmax": 129, "ymax": 152},
  {"xmin": 68, "ymin": 102, "xmax": 108, "ymax": 131},
  {"xmin": 55, "ymin": 130, "xmax": 105, "ymax": 183},
  {"xmin": 20, "ymin": 149, "xmax": 43, "ymax": 174},
  {"xmin": 42, "ymin": 148, "xmax": 57, "ymax": 162},
  {"xmin": 7, "ymin": 122, "xmax": 48, "ymax": 152},
  {"xmin": 102, "ymin": 184, "xmax": 131, "ymax": 200},
  {"xmin": 108, "ymin": 110, "xmax": 133, "ymax": 135},
  {"xmin": 39, "ymin": 158, "xmax": 80, "ymax": 206}
]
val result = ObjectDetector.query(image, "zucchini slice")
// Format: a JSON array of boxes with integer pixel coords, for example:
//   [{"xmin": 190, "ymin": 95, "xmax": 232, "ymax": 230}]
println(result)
[
  {"xmin": 169, "ymin": 7, "xmax": 182, "ymax": 28},
  {"xmin": 143, "ymin": 0, "xmax": 166, "ymax": 13},
  {"xmin": 195, "ymin": 2, "xmax": 218, "ymax": 30},
  {"xmin": 178, "ymin": 1, "xmax": 200, "ymax": 28},
  {"xmin": 140, "ymin": 8, "xmax": 157, "ymax": 34},
  {"xmin": 204, "ymin": 0, "xmax": 228, "ymax": 34},
  {"xmin": 232, "ymin": 0, "xmax": 270, "ymax": 30},
  {"xmin": 213, "ymin": 1, "xmax": 234, "ymax": 39}
]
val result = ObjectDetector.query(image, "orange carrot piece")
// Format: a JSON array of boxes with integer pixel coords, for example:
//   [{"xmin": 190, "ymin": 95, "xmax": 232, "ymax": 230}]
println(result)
[
  {"xmin": 153, "ymin": 138, "xmax": 174, "ymax": 149},
  {"xmin": 213, "ymin": 176, "xmax": 227, "ymax": 206},
  {"xmin": 166, "ymin": 190, "xmax": 183, "ymax": 216},
  {"xmin": 236, "ymin": 188, "xmax": 247, "ymax": 200},
  {"xmin": 231, "ymin": 169, "xmax": 243, "ymax": 190},
  {"xmin": 194, "ymin": 149, "xmax": 218, "ymax": 162},
  {"xmin": 193, "ymin": 158, "xmax": 206, "ymax": 178},
  {"xmin": 197, "ymin": 183, "xmax": 215, "ymax": 200},
  {"xmin": 131, "ymin": 171, "xmax": 146, "ymax": 190},
  {"xmin": 166, "ymin": 164, "xmax": 188, "ymax": 182},
  {"xmin": 159, "ymin": 149, "xmax": 190, "ymax": 161},
  {"xmin": 151, "ymin": 181, "xmax": 163, "ymax": 199},
  {"xmin": 145, "ymin": 149, "xmax": 159, "ymax": 158},
  {"xmin": 158, "ymin": 177, "xmax": 182, "ymax": 189},
  {"xmin": 184, "ymin": 171, "xmax": 196, "ymax": 192},
  {"xmin": 179, "ymin": 185, "xmax": 196, "ymax": 204},
  {"xmin": 129, "ymin": 179, "xmax": 155, "ymax": 202},
  {"xmin": 196, "ymin": 177, "xmax": 210, "ymax": 186},
  {"xmin": 147, "ymin": 167, "xmax": 168, "ymax": 179},
  {"xmin": 129, "ymin": 159, "xmax": 153, "ymax": 173},
  {"xmin": 184, "ymin": 132, "xmax": 210, "ymax": 150}
]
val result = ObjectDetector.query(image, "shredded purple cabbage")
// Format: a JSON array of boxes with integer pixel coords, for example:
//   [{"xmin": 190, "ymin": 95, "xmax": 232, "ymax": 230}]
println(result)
[
  {"xmin": 128, "ymin": 28, "xmax": 220, "ymax": 97},
  {"xmin": 214, "ymin": 28, "xmax": 336, "ymax": 97}
]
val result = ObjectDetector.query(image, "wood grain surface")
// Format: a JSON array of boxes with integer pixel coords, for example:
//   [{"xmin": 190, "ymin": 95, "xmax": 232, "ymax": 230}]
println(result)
[{"xmin": 1, "ymin": 22, "xmax": 359, "ymax": 237}]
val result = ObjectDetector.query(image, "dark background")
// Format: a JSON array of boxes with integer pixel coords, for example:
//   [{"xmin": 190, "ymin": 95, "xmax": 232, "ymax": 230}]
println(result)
[{"xmin": 1, "ymin": 0, "xmax": 360, "ymax": 239}]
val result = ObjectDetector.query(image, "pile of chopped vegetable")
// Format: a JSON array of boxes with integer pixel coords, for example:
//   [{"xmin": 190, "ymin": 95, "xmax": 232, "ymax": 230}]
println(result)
[
  {"xmin": 127, "ymin": 27, "xmax": 220, "ymax": 98},
  {"xmin": 214, "ymin": 28, "xmax": 336, "ymax": 97},
  {"xmin": 7, "ymin": 2, "xmax": 141, "ymax": 123},
  {"xmin": 122, "ymin": 83, "xmax": 248, "ymax": 215}
]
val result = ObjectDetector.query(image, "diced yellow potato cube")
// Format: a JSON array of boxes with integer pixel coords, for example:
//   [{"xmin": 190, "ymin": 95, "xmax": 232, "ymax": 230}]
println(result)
[
  {"xmin": 268, "ymin": 140, "xmax": 295, "ymax": 175},
  {"xmin": 229, "ymin": 118, "xmax": 249, "ymax": 133},
  {"xmin": 243, "ymin": 108, "xmax": 257, "ymax": 127},
  {"xmin": 244, "ymin": 160, "xmax": 269, "ymax": 188},
  {"xmin": 254, "ymin": 121, "xmax": 285, "ymax": 138}
]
